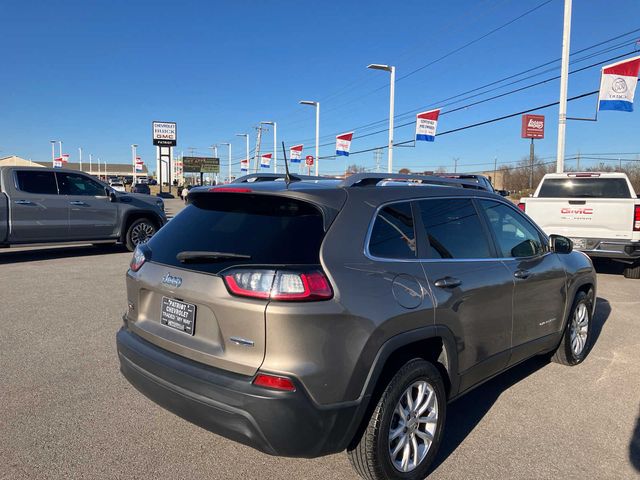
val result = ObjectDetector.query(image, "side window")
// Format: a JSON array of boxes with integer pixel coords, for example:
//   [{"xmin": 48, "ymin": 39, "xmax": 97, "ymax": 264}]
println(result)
[
  {"xmin": 418, "ymin": 198, "xmax": 492, "ymax": 259},
  {"xmin": 15, "ymin": 171, "xmax": 58, "ymax": 195},
  {"xmin": 478, "ymin": 200, "xmax": 545, "ymax": 258},
  {"xmin": 368, "ymin": 202, "xmax": 416, "ymax": 259},
  {"xmin": 57, "ymin": 173, "xmax": 105, "ymax": 196}
]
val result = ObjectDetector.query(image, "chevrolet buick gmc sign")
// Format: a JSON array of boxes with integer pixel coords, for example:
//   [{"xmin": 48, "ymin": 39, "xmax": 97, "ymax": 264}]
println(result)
[
  {"xmin": 521, "ymin": 114, "xmax": 545, "ymax": 139},
  {"xmin": 152, "ymin": 121, "xmax": 177, "ymax": 146}
]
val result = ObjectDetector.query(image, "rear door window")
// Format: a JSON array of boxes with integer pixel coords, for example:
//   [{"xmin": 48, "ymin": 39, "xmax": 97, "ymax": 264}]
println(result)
[
  {"xmin": 15, "ymin": 171, "xmax": 58, "ymax": 195},
  {"xmin": 538, "ymin": 178, "xmax": 631, "ymax": 198},
  {"xmin": 418, "ymin": 198, "xmax": 493, "ymax": 259},
  {"xmin": 57, "ymin": 172, "xmax": 106, "ymax": 196},
  {"xmin": 147, "ymin": 193, "xmax": 326, "ymax": 274},
  {"xmin": 368, "ymin": 202, "xmax": 416, "ymax": 259}
]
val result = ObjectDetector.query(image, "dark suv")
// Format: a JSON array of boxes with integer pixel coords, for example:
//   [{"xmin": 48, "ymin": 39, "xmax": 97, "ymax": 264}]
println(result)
[{"xmin": 116, "ymin": 173, "xmax": 596, "ymax": 480}]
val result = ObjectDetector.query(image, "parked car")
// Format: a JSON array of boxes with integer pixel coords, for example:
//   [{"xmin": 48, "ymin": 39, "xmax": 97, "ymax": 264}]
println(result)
[
  {"xmin": 109, "ymin": 181, "xmax": 126, "ymax": 192},
  {"xmin": 432, "ymin": 173, "xmax": 506, "ymax": 194},
  {"xmin": 116, "ymin": 173, "xmax": 596, "ymax": 480},
  {"xmin": 519, "ymin": 172, "xmax": 640, "ymax": 278},
  {"xmin": 131, "ymin": 183, "xmax": 151, "ymax": 195},
  {"xmin": 0, "ymin": 166, "xmax": 166, "ymax": 251}
]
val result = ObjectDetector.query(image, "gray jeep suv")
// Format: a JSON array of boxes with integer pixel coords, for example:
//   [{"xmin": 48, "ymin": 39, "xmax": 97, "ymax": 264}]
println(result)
[{"xmin": 116, "ymin": 173, "xmax": 596, "ymax": 479}]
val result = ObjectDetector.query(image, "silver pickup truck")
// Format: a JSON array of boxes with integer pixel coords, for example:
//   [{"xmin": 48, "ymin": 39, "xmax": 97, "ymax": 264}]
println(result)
[{"xmin": 0, "ymin": 166, "xmax": 166, "ymax": 251}]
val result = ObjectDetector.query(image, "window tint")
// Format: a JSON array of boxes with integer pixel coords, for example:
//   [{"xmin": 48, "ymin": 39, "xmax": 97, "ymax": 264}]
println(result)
[
  {"xmin": 479, "ymin": 200, "xmax": 545, "ymax": 258},
  {"xmin": 57, "ymin": 172, "xmax": 105, "ymax": 196},
  {"xmin": 15, "ymin": 171, "xmax": 58, "ymax": 195},
  {"xmin": 538, "ymin": 178, "xmax": 631, "ymax": 198},
  {"xmin": 147, "ymin": 193, "xmax": 326, "ymax": 274},
  {"xmin": 368, "ymin": 202, "xmax": 416, "ymax": 259},
  {"xmin": 418, "ymin": 198, "xmax": 492, "ymax": 259}
]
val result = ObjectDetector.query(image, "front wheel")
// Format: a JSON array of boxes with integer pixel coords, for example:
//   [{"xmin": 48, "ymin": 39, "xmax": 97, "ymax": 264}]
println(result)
[
  {"xmin": 348, "ymin": 359, "xmax": 446, "ymax": 480},
  {"xmin": 125, "ymin": 218, "xmax": 156, "ymax": 251},
  {"xmin": 551, "ymin": 290, "xmax": 593, "ymax": 366}
]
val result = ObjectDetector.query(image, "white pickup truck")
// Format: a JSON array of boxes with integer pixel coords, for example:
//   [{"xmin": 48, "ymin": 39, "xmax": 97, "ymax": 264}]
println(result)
[{"xmin": 519, "ymin": 172, "xmax": 640, "ymax": 278}]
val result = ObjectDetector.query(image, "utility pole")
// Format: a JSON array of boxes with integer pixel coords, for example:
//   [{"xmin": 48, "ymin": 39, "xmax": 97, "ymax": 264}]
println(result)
[
  {"xmin": 79, "ymin": 147, "xmax": 83, "ymax": 172},
  {"xmin": 374, "ymin": 148, "xmax": 382, "ymax": 173},
  {"xmin": 493, "ymin": 156, "xmax": 498, "ymax": 188},
  {"xmin": 556, "ymin": 0, "xmax": 573, "ymax": 173},
  {"xmin": 576, "ymin": 151, "xmax": 581, "ymax": 170},
  {"xmin": 50, "ymin": 141, "xmax": 56, "ymax": 162},
  {"xmin": 453, "ymin": 157, "xmax": 459, "ymax": 173},
  {"xmin": 89, "ymin": 154, "xmax": 92, "ymax": 175}
]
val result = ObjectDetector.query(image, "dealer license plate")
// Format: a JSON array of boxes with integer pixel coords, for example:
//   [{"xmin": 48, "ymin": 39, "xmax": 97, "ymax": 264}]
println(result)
[{"xmin": 161, "ymin": 297, "xmax": 196, "ymax": 335}]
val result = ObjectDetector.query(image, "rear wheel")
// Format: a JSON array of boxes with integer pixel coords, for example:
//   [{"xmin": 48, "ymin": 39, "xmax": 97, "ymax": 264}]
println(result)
[
  {"xmin": 348, "ymin": 359, "xmax": 446, "ymax": 480},
  {"xmin": 551, "ymin": 290, "xmax": 593, "ymax": 366},
  {"xmin": 623, "ymin": 263, "xmax": 640, "ymax": 279},
  {"xmin": 125, "ymin": 218, "xmax": 156, "ymax": 251}
]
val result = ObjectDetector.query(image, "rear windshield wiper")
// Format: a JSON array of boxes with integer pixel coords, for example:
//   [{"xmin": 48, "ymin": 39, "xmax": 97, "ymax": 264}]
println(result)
[{"xmin": 176, "ymin": 251, "xmax": 251, "ymax": 263}]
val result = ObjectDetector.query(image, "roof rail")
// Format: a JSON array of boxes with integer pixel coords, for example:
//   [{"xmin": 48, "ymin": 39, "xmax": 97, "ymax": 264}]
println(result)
[
  {"xmin": 338, "ymin": 173, "xmax": 486, "ymax": 190},
  {"xmin": 232, "ymin": 173, "xmax": 325, "ymax": 183}
]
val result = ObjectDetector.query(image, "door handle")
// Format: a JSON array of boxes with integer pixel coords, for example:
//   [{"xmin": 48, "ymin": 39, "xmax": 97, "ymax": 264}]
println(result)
[
  {"xmin": 69, "ymin": 201, "xmax": 88, "ymax": 206},
  {"xmin": 14, "ymin": 200, "xmax": 34, "ymax": 205},
  {"xmin": 434, "ymin": 277, "xmax": 462, "ymax": 289},
  {"xmin": 514, "ymin": 269, "xmax": 531, "ymax": 279}
]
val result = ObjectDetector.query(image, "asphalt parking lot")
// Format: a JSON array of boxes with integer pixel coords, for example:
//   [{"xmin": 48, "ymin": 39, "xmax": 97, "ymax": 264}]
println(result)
[{"xmin": 1, "ymin": 202, "xmax": 639, "ymax": 479}]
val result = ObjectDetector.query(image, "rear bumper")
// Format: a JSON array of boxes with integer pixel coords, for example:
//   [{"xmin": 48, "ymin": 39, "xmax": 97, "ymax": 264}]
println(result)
[
  {"xmin": 116, "ymin": 327, "xmax": 359, "ymax": 458},
  {"xmin": 574, "ymin": 238, "xmax": 640, "ymax": 261}
]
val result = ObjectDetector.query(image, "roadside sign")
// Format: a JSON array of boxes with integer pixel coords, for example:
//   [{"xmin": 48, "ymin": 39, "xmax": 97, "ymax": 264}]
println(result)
[
  {"xmin": 152, "ymin": 121, "xmax": 177, "ymax": 146},
  {"xmin": 305, "ymin": 155, "xmax": 314, "ymax": 166},
  {"xmin": 521, "ymin": 114, "xmax": 545, "ymax": 139},
  {"xmin": 183, "ymin": 156, "xmax": 219, "ymax": 173}
]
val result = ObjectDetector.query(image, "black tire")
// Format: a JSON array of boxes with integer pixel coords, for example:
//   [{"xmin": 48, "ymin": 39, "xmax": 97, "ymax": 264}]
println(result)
[
  {"xmin": 623, "ymin": 263, "xmax": 640, "ymax": 279},
  {"xmin": 347, "ymin": 359, "xmax": 446, "ymax": 480},
  {"xmin": 125, "ymin": 218, "xmax": 156, "ymax": 252},
  {"xmin": 551, "ymin": 290, "xmax": 593, "ymax": 366}
]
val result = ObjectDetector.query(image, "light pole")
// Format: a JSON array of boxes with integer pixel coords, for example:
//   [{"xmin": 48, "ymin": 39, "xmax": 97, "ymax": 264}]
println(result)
[
  {"xmin": 131, "ymin": 144, "xmax": 138, "ymax": 185},
  {"xmin": 210, "ymin": 145, "xmax": 218, "ymax": 185},
  {"xmin": 79, "ymin": 147, "xmax": 83, "ymax": 171},
  {"xmin": 556, "ymin": 0, "xmax": 572, "ymax": 173},
  {"xmin": 260, "ymin": 121, "xmax": 277, "ymax": 173},
  {"xmin": 50, "ymin": 140, "xmax": 57, "ymax": 162},
  {"xmin": 220, "ymin": 142, "xmax": 231, "ymax": 182},
  {"xmin": 236, "ymin": 133, "xmax": 249, "ymax": 175},
  {"xmin": 58, "ymin": 141, "xmax": 63, "ymax": 159},
  {"xmin": 89, "ymin": 153, "xmax": 93, "ymax": 175},
  {"xmin": 299, "ymin": 101, "xmax": 320, "ymax": 175},
  {"xmin": 367, "ymin": 64, "xmax": 396, "ymax": 173}
]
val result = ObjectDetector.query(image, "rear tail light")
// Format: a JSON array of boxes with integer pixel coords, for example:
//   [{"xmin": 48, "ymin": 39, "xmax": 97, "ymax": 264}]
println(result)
[
  {"xmin": 130, "ymin": 244, "xmax": 150, "ymax": 272},
  {"xmin": 634, "ymin": 205, "xmax": 640, "ymax": 231},
  {"xmin": 517, "ymin": 202, "xmax": 526, "ymax": 212},
  {"xmin": 253, "ymin": 373, "xmax": 296, "ymax": 392},
  {"xmin": 223, "ymin": 269, "xmax": 333, "ymax": 301}
]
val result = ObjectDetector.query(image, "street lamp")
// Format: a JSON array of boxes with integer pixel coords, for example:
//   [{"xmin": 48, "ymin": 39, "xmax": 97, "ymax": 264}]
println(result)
[
  {"xmin": 299, "ymin": 100, "xmax": 320, "ymax": 175},
  {"xmin": 219, "ymin": 142, "xmax": 232, "ymax": 182},
  {"xmin": 50, "ymin": 140, "xmax": 57, "ymax": 162},
  {"xmin": 367, "ymin": 64, "xmax": 396, "ymax": 173},
  {"xmin": 260, "ymin": 121, "xmax": 277, "ymax": 173},
  {"xmin": 236, "ymin": 133, "xmax": 249, "ymax": 176}
]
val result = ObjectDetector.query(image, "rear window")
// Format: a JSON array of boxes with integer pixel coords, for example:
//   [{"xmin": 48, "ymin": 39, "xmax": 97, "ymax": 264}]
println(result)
[
  {"xmin": 15, "ymin": 171, "xmax": 58, "ymax": 195},
  {"xmin": 538, "ymin": 178, "xmax": 631, "ymax": 198},
  {"xmin": 368, "ymin": 202, "xmax": 416, "ymax": 259},
  {"xmin": 146, "ymin": 193, "xmax": 326, "ymax": 274}
]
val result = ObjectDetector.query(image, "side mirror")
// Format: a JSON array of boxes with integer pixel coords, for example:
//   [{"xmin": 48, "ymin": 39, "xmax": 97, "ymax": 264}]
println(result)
[
  {"xmin": 497, "ymin": 189, "xmax": 509, "ymax": 197},
  {"xmin": 549, "ymin": 234, "xmax": 573, "ymax": 254},
  {"xmin": 104, "ymin": 187, "xmax": 117, "ymax": 202}
]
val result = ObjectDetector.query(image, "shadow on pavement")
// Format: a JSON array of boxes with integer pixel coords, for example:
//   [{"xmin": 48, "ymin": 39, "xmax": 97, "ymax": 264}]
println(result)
[
  {"xmin": 429, "ymin": 295, "xmax": 612, "ymax": 473},
  {"xmin": 0, "ymin": 244, "xmax": 127, "ymax": 264},
  {"xmin": 631, "ymin": 405, "xmax": 640, "ymax": 471}
]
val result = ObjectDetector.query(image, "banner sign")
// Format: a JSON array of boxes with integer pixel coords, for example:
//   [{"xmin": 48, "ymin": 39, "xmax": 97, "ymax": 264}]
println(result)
[
  {"xmin": 240, "ymin": 159, "xmax": 249, "ymax": 172},
  {"xmin": 336, "ymin": 132, "xmax": 353, "ymax": 156},
  {"xmin": 183, "ymin": 156, "xmax": 219, "ymax": 173},
  {"xmin": 290, "ymin": 144, "xmax": 303, "ymax": 163},
  {"xmin": 53, "ymin": 157, "xmax": 63, "ymax": 168},
  {"xmin": 61, "ymin": 154, "xmax": 69, "ymax": 163},
  {"xmin": 152, "ymin": 121, "xmax": 177, "ymax": 146},
  {"xmin": 521, "ymin": 114, "xmax": 545, "ymax": 139},
  {"xmin": 135, "ymin": 156, "xmax": 144, "ymax": 171},
  {"xmin": 260, "ymin": 153, "xmax": 272, "ymax": 169},
  {"xmin": 415, "ymin": 109, "xmax": 440, "ymax": 142},
  {"xmin": 598, "ymin": 56, "xmax": 640, "ymax": 112}
]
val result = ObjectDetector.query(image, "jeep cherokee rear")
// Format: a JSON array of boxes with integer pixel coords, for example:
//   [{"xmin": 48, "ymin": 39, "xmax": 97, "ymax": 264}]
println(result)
[{"xmin": 116, "ymin": 173, "xmax": 596, "ymax": 480}]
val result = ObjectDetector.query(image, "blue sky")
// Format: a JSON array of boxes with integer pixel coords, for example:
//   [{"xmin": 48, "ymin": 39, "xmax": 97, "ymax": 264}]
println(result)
[{"xmin": 2, "ymin": 0, "xmax": 640, "ymax": 176}]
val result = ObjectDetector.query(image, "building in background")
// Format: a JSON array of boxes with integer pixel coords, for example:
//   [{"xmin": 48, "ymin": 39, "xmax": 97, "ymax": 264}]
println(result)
[{"xmin": 0, "ymin": 156, "xmax": 148, "ymax": 181}]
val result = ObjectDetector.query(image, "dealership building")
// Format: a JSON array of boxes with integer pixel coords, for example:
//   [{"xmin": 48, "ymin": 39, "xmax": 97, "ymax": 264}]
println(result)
[{"xmin": 0, "ymin": 156, "xmax": 149, "ymax": 180}]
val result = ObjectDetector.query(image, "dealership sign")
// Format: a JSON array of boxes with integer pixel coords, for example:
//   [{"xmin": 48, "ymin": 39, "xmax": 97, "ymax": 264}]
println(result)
[
  {"xmin": 182, "ymin": 156, "xmax": 219, "ymax": 173},
  {"xmin": 598, "ymin": 55, "xmax": 640, "ymax": 112},
  {"xmin": 152, "ymin": 121, "xmax": 177, "ymax": 146},
  {"xmin": 521, "ymin": 114, "xmax": 545, "ymax": 139}
]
